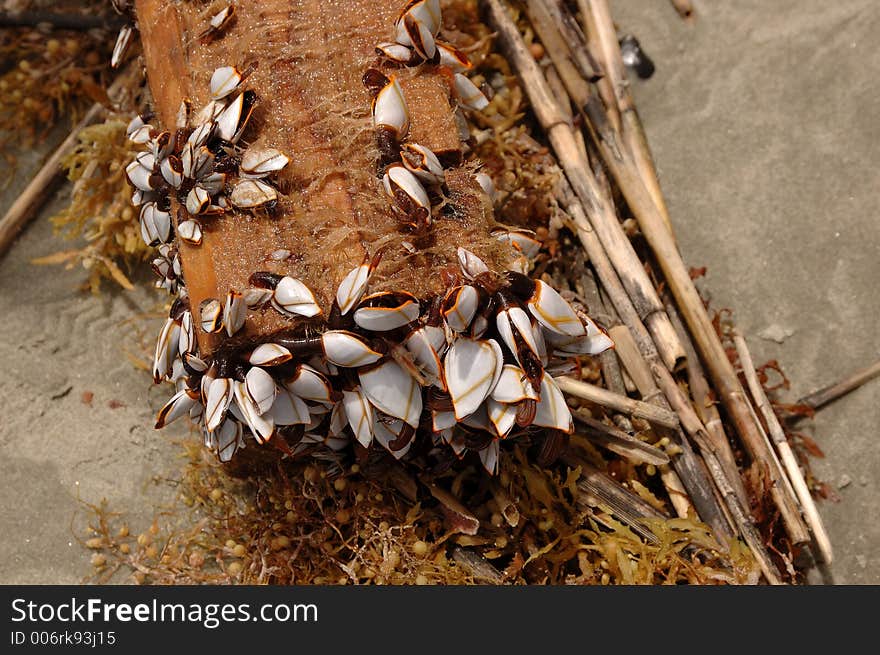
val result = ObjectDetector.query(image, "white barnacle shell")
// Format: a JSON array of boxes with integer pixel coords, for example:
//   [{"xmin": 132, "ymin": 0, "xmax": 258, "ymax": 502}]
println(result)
[
  {"xmin": 249, "ymin": 343, "xmax": 293, "ymax": 367},
  {"xmin": 359, "ymin": 360, "xmax": 423, "ymax": 429},
  {"xmin": 404, "ymin": 326, "xmax": 445, "ymax": 389},
  {"xmin": 457, "ymin": 247, "xmax": 489, "ymax": 280},
  {"xmin": 395, "ymin": 0, "xmax": 442, "ymax": 43},
  {"xmin": 155, "ymin": 388, "xmax": 199, "ymax": 429},
  {"xmin": 527, "ymin": 280, "xmax": 586, "ymax": 337},
  {"xmin": 382, "ymin": 163, "xmax": 429, "ymax": 209},
  {"xmin": 139, "ymin": 202, "xmax": 171, "ymax": 247},
  {"xmin": 335, "ymin": 262, "xmax": 372, "ymax": 315},
  {"xmin": 240, "ymin": 148, "xmax": 290, "ymax": 179},
  {"xmin": 372, "ymin": 76, "xmax": 410, "ymax": 140},
  {"xmin": 152, "ymin": 317, "xmax": 180, "ymax": 383},
  {"xmin": 177, "ymin": 219, "xmax": 203, "ymax": 246},
  {"xmin": 376, "ymin": 42, "xmax": 415, "ymax": 64},
  {"xmin": 493, "ymin": 228, "xmax": 541, "ymax": 259},
  {"xmin": 491, "ymin": 365, "xmax": 539, "ymax": 404},
  {"xmin": 441, "ymin": 285, "xmax": 479, "ymax": 333},
  {"xmin": 199, "ymin": 298, "xmax": 224, "ymax": 334},
  {"xmin": 478, "ymin": 439, "xmax": 500, "ymax": 475},
  {"xmin": 496, "ymin": 305, "xmax": 540, "ymax": 368},
  {"xmin": 400, "ymin": 142, "xmax": 445, "ymax": 185},
  {"xmin": 223, "ymin": 289, "xmax": 246, "ymax": 336},
  {"xmin": 160, "ymin": 155, "xmax": 184, "ymax": 189},
  {"xmin": 244, "ymin": 366, "xmax": 277, "ymax": 415},
  {"xmin": 232, "ymin": 380, "xmax": 275, "ymax": 443},
  {"xmin": 271, "ymin": 276, "xmax": 322, "ymax": 318},
  {"xmin": 453, "ymin": 73, "xmax": 490, "ymax": 111},
  {"xmin": 437, "ymin": 41, "xmax": 472, "ymax": 73},
  {"xmin": 210, "ymin": 65, "xmax": 246, "ymax": 100},
  {"xmin": 342, "ymin": 387, "xmax": 374, "ymax": 448},
  {"xmin": 185, "ymin": 185, "xmax": 211, "ymax": 215},
  {"xmin": 532, "ymin": 372, "xmax": 573, "ymax": 433},
  {"xmin": 125, "ymin": 158, "xmax": 154, "ymax": 191},
  {"xmin": 111, "ymin": 24, "xmax": 134, "ymax": 68},
  {"xmin": 230, "ymin": 179, "xmax": 277, "ymax": 209},
  {"xmin": 204, "ymin": 377, "xmax": 234, "ymax": 432},
  {"xmin": 267, "ymin": 387, "xmax": 310, "ymax": 426},
  {"xmin": 443, "ymin": 337, "xmax": 503, "ymax": 420},
  {"xmin": 321, "ymin": 331, "xmax": 382, "ymax": 368},
  {"xmin": 285, "ymin": 364, "xmax": 333, "ymax": 404},
  {"xmin": 215, "ymin": 420, "xmax": 244, "ymax": 463},
  {"xmin": 353, "ymin": 292, "xmax": 420, "ymax": 332}
]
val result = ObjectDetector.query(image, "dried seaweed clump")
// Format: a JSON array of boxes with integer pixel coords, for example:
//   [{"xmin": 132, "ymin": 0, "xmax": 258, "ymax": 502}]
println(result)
[
  {"xmin": 35, "ymin": 116, "xmax": 147, "ymax": 292},
  {"xmin": 80, "ymin": 435, "xmax": 755, "ymax": 585},
  {"xmin": 0, "ymin": 24, "xmax": 112, "ymax": 152}
]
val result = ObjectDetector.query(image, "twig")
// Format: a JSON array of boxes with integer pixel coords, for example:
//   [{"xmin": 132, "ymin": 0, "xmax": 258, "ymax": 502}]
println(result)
[
  {"xmin": 0, "ymin": 102, "xmax": 104, "ymax": 259},
  {"xmin": 796, "ymin": 359, "xmax": 880, "ymax": 411},
  {"xmin": 572, "ymin": 410, "xmax": 669, "ymax": 466},
  {"xmin": 565, "ymin": 455, "xmax": 667, "ymax": 544},
  {"xmin": 528, "ymin": 0, "xmax": 602, "ymax": 82},
  {"xmin": 485, "ymin": 0, "xmax": 685, "ymax": 371},
  {"xmin": 574, "ymin": 0, "xmax": 674, "ymax": 235},
  {"xmin": 735, "ymin": 334, "xmax": 834, "ymax": 564},
  {"xmin": 663, "ymin": 291, "xmax": 750, "ymax": 508},
  {"xmin": 0, "ymin": 63, "xmax": 138, "ymax": 259},
  {"xmin": 556, "ymin": 376, "xmax": 678, "ymax": 429},
  {"xmin": 560, "ymin": 4, "xmax": 801, "ymax": 540}
]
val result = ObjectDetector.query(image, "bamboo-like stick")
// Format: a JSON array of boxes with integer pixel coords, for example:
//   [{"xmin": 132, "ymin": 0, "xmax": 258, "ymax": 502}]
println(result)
[
  {"xmin": 659, "ymin": 467, "xmax": 693, "ymax": 522},
  {"xmin": 575, "ymin": 0, "xmax": 674, "ymax": 236},
  {"xmin": 555, "ymin": 176, "xmax": 740, "ymax": 541},
  {"xmin": 610, "ymin": 326, "xmax": 664, "ymax": 405},
  {"xmin": 557, "ymin": 376, "xmax": 679, "ymax": 429},
  {"xmin": 0, "ymin": 102, "xmax": 104, "ymax": 259},
  {"xmin": 540, "ymin": 2, "xmax": 804, "ymax": 544},
  {"xmin": 797, "ymin": 359, "xmax": 880, "ymax": 411},
  {"xmin": 536, "ymin": 0, "xmax": 603, "ymax": 82},
  {"xmin": 553, "ymin": 179, "xmax": 789, "ymax": 577},
  {"xmin": 451, "ymin": 547, "xmax": 504, "ymax": 583},
  {"xmin": 577, "ymin": 266, "xmax": 631, "ymax": 427},
  {"xmin": 574, "ymin": 1, "xmax": 620, "ymax": 134},
  {"xmin": 663, "ymin": 292, "xmax": 750, "ymax": 508},
  {"xmin": 565, "ymin": 455, "xmax": 666, "ymax": 544},
  {"xmin": 486, "ymin": 0, "xmax": 685, "ymax": 371},
  {"xmin": 500, "ymin": 10, "xmax": 736, "ymax": 539},
  {"xmin": 572, "ymin": 410, "xmax": 669, "ymax": 466},
  {"xmin": 735, "ymin": 334, "xmax": 834, "ymax": 564}
]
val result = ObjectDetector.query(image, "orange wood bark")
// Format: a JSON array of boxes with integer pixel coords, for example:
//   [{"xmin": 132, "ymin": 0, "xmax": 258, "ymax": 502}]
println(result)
[{"xmin": 134, "ymin": 0, "xmax": 506, "ymax": 355}]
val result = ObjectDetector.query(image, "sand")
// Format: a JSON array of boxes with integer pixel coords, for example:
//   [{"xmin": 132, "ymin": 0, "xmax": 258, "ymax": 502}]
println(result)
[{"xmin": 0, "ymin": 0, "xmax": 877, "ymax": 584}]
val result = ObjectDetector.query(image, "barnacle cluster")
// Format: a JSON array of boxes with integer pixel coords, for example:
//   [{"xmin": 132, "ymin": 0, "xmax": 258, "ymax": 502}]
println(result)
[{"xmin": 129, "ymin": 0, "xmax": 613, "ymax": 473}]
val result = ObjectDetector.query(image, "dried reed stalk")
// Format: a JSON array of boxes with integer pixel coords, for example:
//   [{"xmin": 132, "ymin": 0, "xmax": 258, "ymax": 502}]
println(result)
[
  {"xmin": 0, "ymin": 65, "xmax": 137, "ymax": 259},
  {"xmin": 735, "ymin": 334, "xmax": 833, "ymax": 564},
  {"xmin": 556, "ymin": 376, "xmax": 678, "ymax": 429},
  {"xmin": 572, "ymin": 0, "xmax": 673, "ymax": 236},
  {"xmin": 485, "ymin": 0, "xmax": 685, "ymax": 371},
  {"xmin": 0, "ymin": 103, "xmax": 104, "ymax": 258},
  {"xmin": 527, "ymin": 0, "xmax": 810, "ymax": 547},
  {"xmin": 482, "ymin": 0, "xmax": 789, "ymax": 580},
  {"xmin": 572, "ymin": 410, "xmax": 669, "ymax": 466},
  {"xmin": 663, "ymin": 293, "xmax": 750, "ymax": 508},
  {"xmin": 797, "ymin": 359, "xmax": 880, "ymax": 411}
]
